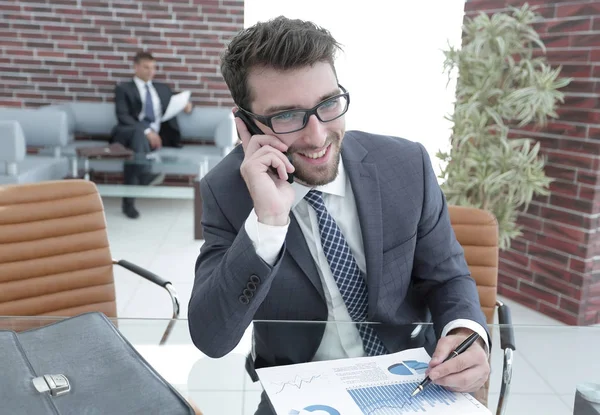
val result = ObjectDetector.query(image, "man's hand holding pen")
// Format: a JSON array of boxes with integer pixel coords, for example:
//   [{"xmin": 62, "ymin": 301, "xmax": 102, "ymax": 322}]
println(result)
[{"xmin": 425, "ymin": 328, "xmax": 490, "ymax": 393}]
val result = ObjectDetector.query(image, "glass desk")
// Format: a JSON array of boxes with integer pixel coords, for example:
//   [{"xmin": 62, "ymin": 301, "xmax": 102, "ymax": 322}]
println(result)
[{"xmin": 0, "ymin": 317, "xmax": 598, "ymax": 415}]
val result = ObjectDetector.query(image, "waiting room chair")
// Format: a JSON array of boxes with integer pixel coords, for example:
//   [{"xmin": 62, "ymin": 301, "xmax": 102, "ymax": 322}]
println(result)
[
  {"xmin": 448, "ymin": 205, "xmax": 515, "ymax": 415},
  {"xmin": 0, "ymin": 179, "xmax": 179, "ymax": 342}
]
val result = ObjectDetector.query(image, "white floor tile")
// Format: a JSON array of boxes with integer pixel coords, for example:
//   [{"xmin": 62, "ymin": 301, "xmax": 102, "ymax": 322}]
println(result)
[
  {"xmin": 116, "ymin": 319, "xmax": 183, "ymax": 345},
  {"xmin": 488, "ymin": 349, "xmax": 555, "ymax": 395},
  {"xmin": 157, "ymin": 235, "xmax": 203, "ymax": 254},
  {"xmin": 487, "ymin": 393, "xmax": 572, "ymax": 415},
  {"xmin": 185, "ymin": 391, "xmax": 244, "ymax": 415},
  {"xmin": 495, "ymin": 295, "xmax": 565, "ymax": 326},
  {"xmin": 244, "ymin": 368, "xmax": 264, "ymax": 392},
  {"xmin": 169, "ymin": 200, "xmax": 196, "ymax": 228},
  {"xmin": 121, "ymin": 281, "xmax": 194, "ymax": 319},
  {"xmin": 187, "ymin": 352, "xmax": 248, "ymax": 391},
  {"xmin": 104, "ymin": 199, "xmax": 179, "ymax": 245},
  {"xmin": 560, "ymin": 394, "xmax": 575, "ymax": 410},
  {"xmin": 113, "ymin": 266, "xmax": 142, "ymax": 314},
  {"xmin": 148, "ymin": 251, "xmax": 199, "ymax": 284},
  {"xmin": 243, "ymin": 390, "xmax": 263, "ymax": 415},
  {"xmin": 510, "ymin": 326, "xmax": 600, "ymax": 395}
]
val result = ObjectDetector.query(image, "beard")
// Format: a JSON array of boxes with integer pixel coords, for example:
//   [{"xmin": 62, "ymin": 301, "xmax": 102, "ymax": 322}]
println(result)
[{"xmin": 289, "ymin": 132, "xmax": 342, "ymax": 187}]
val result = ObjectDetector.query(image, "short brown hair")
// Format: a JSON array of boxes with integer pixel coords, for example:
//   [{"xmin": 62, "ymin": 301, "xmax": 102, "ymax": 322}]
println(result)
[
  {"xmin": 220, "ymin": 16, "xmax": 342, "ymax": 110},
  {"xmin": 134, "ymin": 51, "xmax": 155, "ymax": 63}
]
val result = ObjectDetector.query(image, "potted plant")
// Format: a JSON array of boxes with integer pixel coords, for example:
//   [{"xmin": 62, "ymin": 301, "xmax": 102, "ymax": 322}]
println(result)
[{"xmin": 437, "ymin": 3, "xmax": 571, "ymax": 250}]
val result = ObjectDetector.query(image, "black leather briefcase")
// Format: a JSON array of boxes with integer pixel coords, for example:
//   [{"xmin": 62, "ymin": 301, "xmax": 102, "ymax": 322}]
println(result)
[{"xmin": 0, "ymin": 312, "xmax": 194, "ymax": 414}]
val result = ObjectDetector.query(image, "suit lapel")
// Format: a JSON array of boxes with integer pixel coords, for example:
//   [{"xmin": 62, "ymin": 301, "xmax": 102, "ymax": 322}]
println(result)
[
  {"xmin": 342, "ymin": 137, "xmax": 383, "ymax": 316},
  {"xmin": 154, "ymin": 82, "xmax": 170, "ymax": 111},
  {"xmin": 285, "ymin": 215, "xmax": 325, "ymax": 301},
  {"xmin": 128, "ymin": 80, "xmax": 142, "ymax": 111}
]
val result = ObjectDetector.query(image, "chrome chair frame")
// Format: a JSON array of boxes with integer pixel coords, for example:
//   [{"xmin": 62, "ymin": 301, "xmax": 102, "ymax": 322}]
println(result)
[{"xmin": 112, "ymin": 259, "xmax": 180, "ymax": 345}]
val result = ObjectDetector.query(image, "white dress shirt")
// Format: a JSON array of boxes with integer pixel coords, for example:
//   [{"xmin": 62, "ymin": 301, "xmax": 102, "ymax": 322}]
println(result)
[
  {"xmin": 244, "ymin": 157, "xmax": 489, "ymax": 361},
  {"xmin": 133, "ymin": 76, "xmax": 162, "ymax": 135}
]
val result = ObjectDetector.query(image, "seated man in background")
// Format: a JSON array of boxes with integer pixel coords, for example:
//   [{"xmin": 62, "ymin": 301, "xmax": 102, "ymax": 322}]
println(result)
[
  {"xmin": 188, "ymin": 16, "xmax": 490, "ymax": 415},
  {"xmin": 111, "ymin": 50, "xmax": 192, "ymax": 219}
]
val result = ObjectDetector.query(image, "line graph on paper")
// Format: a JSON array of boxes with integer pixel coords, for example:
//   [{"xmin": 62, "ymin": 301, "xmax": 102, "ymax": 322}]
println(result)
[{"xmin": 270, "ymin": 373, "xmax": 324, "ymax": 394}]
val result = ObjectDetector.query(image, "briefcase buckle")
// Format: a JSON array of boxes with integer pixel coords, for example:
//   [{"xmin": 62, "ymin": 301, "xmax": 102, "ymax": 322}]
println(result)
[{"xmin": 32, "ymin": 374, "xmax": 71, "ymax": 397}]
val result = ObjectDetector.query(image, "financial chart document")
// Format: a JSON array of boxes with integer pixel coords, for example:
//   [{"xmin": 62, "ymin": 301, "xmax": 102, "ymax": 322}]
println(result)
[{"xmin": 257, "ymin": 347, "xmax": 491, "ymax": 415}]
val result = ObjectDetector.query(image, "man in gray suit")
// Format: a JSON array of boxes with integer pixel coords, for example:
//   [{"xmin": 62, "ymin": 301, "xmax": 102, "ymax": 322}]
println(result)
[{"xmin": 188, "ymin": 16, "xmax": 491, "ymax": 414}]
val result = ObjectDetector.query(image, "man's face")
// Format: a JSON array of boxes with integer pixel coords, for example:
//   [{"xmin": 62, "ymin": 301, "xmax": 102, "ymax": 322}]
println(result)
[
  {"xmin": 247, "ymin": 62, "xmax": 346, "ymax": 187},
  {"xmin": 134, "ymin": 59, "xmax": 156, "ymax": 82}
]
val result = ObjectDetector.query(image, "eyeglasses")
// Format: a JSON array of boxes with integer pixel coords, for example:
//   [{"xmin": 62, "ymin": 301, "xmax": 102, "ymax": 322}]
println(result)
[{"xmin": 238, "ymin": 84, "xmax": 350, "ymax": 134}]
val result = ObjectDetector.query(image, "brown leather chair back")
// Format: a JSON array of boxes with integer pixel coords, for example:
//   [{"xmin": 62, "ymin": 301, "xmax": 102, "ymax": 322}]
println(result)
[
  {"xmin": 448, "ymin": 205, "xmax": 499, "ymax": 325},
  {"xmin": 0, "ymin": 180, "xmax": 117, "ymax": 318}
]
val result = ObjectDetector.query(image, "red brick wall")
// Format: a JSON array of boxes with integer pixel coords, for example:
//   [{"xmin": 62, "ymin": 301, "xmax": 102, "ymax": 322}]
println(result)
[
  {"xmin": 0, "ymin": 0, "xmax": 243, "ymax": 108},
  {"xmin": 464, "ymin": 0, "xmax": 600, "ymax": 325}
]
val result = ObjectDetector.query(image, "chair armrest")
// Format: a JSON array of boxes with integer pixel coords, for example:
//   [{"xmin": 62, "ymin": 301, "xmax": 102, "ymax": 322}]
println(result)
[
  {"xmin": 498, "ymin": 300, "xmax": 515, "ymax": 350},
  {"xmin": 0, "ymin": 121, "xmax": 26, "ymax": 164},
  {"xmin": 496, "ymin": 300, "xmax": 515, "ymax": 415},
  {"xmin": 113, "ymin": 259, "xmax": 180, "ymax": 319}
]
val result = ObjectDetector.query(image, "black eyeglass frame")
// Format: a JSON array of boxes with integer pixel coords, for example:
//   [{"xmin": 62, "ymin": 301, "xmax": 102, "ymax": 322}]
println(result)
[{"xmin": 237, "ymin": 84, "xmax": 350, "ymax": 134}]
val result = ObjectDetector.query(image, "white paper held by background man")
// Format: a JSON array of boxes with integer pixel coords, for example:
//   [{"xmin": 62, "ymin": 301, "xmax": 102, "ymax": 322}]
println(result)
[{"xmin": 161, "ymin": 90, "xmax": 191, "ymax": 122}]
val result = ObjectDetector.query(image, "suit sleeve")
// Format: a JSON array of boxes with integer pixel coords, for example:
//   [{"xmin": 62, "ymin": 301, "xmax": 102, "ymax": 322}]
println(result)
[
  {"xmin": 411, "ymin": 142, "xmax": 490, "ymax": 345},
  {"xmin": 187, "ymin": 177, "xmax": 286, "ymax": 358},
  {"xmin": 114, "ymin": 83, "xmax": 140, "ymax": 126}
]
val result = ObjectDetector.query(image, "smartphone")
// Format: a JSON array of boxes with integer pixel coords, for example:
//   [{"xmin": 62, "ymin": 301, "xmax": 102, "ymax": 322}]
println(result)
[{"xmin": 234, "ymin": 110, "xmax": 294, "ymax": 184}]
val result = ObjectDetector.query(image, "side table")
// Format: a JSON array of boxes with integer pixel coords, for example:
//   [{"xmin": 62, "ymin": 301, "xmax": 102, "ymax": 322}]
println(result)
[{"xmin": 74, "ymin": 143, "xmax": 134, "ymax": 180}]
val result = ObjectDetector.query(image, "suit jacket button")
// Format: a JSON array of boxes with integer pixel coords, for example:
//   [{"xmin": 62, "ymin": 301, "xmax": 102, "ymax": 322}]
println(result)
[
  {"xmin": 246, "ymin": 282, "xmax": 257, "ymax": 292},
  {"xmin": 250, "ymin": 275, "xmax": 261, "ymax": 284},
  {"xmin": 243, "ymin": 288, "xmax": 254, "ymax": 298},
  {"xmin": 239, "ymin": 295, "xmax": 249, "ymax": 304}
]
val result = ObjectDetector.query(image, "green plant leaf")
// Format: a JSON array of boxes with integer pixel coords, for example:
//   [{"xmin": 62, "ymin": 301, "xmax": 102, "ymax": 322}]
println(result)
[{"xmin": 437, "ymin": 4, "xmax": 570, "ymax": 251}]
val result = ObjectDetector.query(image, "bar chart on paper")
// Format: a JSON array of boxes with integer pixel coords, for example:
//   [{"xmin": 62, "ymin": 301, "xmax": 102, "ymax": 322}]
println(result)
[
  {"xmin": 257, "ymin": 347, "xmax": 491, "ymax": 415},
  {"xmin": 347, "ymin": 381, "xmax": 457, "ymax": 414}
]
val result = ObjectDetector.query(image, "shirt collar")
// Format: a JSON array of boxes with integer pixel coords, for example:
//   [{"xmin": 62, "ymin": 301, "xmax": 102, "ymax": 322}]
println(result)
[
  {"xmin": 134, "ymin": 76, "xmax": 152, "ymax": 88},
  {"xmin": 292, "ymin": 156, "xmax": 346, "ymax": 208}
]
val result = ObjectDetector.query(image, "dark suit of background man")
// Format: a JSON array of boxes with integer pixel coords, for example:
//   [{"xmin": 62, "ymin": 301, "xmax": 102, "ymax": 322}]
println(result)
[
  {"xmin": 187, "ymin": 16, "xmax": 491, "ymax": 415},
  {"xmin": 111, "ymin": 51, "xmax": 192, "ymax": 219}
]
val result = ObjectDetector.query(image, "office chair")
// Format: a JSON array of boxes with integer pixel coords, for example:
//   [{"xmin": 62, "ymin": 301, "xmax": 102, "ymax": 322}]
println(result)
[
  {"xmin": 448, "ymin": 205, "xmax": 515, "ymax": 415},
  {"xmin": 0, "ymin": 179, "xmax": 179, "ymax": 343}
]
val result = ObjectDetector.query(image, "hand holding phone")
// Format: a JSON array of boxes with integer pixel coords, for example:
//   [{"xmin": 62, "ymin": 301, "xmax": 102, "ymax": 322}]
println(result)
[
  {"xmin": 234, "ymin": 110, "xmax": 294, "ymax": 184},
  {"xmin": 234, "ymin": 109, "xmax": 295, "ymax": 227}
]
